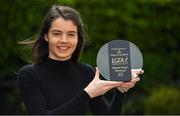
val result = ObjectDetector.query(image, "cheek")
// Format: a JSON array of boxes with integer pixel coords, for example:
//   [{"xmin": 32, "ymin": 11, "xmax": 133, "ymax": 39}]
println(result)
[
  {"xmin": 73, "ymin": 38, "xmax": 78, "ymax": 48},
  {"xmin": 47, "ymin": 40, "xmax": 58, "ymax": 51},
  {"xmin": 48, "ymin": 38, "xmax": 57, "ymax": 46}
]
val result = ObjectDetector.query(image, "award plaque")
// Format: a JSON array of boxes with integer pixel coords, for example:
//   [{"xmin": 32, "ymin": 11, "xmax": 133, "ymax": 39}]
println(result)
[{"xmin": 96, "ymin": 40, "xmax": 143, "ymax": 82}]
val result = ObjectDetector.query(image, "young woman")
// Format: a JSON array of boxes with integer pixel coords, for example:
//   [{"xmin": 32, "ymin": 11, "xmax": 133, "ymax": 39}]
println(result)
[{"xmin": 18, "ymin": 5, "xmax": 143, "ymax": 115}]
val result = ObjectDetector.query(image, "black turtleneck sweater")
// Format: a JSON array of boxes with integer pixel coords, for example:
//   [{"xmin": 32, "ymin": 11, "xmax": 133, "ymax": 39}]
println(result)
[{"xmin": 18, "ymin": 58, "xmax": 124, "ymax": 115}]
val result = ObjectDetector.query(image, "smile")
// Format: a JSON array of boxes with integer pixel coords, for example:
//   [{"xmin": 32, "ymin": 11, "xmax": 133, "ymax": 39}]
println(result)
[{"xmin": 57, "ymin": 46, "xmax": 70, "ymax": 51}]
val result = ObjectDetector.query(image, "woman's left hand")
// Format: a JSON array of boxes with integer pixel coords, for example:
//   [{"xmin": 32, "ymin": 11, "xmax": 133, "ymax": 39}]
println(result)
[{"xmin": 117, "ymin": 69, "xmax": 144, "ymax": 93}]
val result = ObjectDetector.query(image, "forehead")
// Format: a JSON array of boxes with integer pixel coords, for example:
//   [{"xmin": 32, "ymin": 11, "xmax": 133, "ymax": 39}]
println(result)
[{"xmin": 50, "ymin": 18, "xmax": 77, "ymax": 31}]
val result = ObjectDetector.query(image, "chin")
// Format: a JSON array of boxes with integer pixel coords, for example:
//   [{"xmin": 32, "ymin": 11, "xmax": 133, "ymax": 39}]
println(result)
[{"xmin": 57, "ymin": 55, "xmax": 71, "ymax": 60}]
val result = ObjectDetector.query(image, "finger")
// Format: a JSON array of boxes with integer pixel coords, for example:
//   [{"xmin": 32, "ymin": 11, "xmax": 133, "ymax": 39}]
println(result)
[
  {"xmin": 122, "ymin": 88, "xmax": 129, "ymax": 92},
  {"xmin": 122, "ymin": 83, "xmax": 135, "ymax": 88},
  {"xmin": 117, "ymin": 87, "xmax": 125, "ymax": 93},
  {"xmin": 140, "ymin": 69, "xmax": 144, "ymax": 74},
  {"xmin": 120, "ymin": 77, "xmax": 140, "ymax": 86},
  {"xmin": 102, "ymin": 81, "xmax": 124, "ymax": 88},
  {"xmin": 131, "ymin": 77, "xmax": 140, "ymax": 83},
  {"xmin": 121, "ymin": 83, "xmax": 132, "ymax": 88},
  {"xmin": 131, "ymin": 69, "xmax": 141, "ymax": 73},
  {"xmin": 118, "ymin": 77, "xmax": 140, "ymax": 88},
  {"xmin": 121, "ymin": 78, "xmax": 140, "ymax": 87},
  {"xmin": 129, "ymin": 83, "xmax": 135, "ymax": 88},
  {"xmin": 119, "ymin": 87, "xmax": 128, "ymax": 91},
  {"xmin": 132, "ymin": 69, "xmax": 144, "ymax": 75},
  {"xmin": 117, "ymin": 87, "xmax": 129, "ymax": 93},
  {"xmin": 132, "ymin": 74, "xmax": 138, "ymax": 78},
  {"xmin": 93, "ymin": 67, "xmax": 100, "ymax": 80},
  {"xmin": 138, "ymin": 69, "xmax": 144, "ymax": 75},
  {"xmin": 101, "ymin": 80, "xmax": 124, "ymax": 88},
  {"xmin": 107, "ymin": 81, "xmax": 124, "ymax": 85}
]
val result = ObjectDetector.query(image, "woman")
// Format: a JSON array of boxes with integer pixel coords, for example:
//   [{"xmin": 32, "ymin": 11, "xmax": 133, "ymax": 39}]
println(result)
[{"xmin": 18, "ymin": 5, "xmax": 143, "ymax": 115}]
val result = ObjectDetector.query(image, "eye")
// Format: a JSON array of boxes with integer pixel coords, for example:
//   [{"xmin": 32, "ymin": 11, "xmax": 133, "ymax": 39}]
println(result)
[
  {"xmin": 69, "ymin": 33, "xmax": 75, "ymax": 36},
  {"xmin": 67, "ymin": 33, "xmax": 76, "ymax": 37},
  {"xmin": 53, "ymin": 32, "xmax": 61, "ymax": 36}
]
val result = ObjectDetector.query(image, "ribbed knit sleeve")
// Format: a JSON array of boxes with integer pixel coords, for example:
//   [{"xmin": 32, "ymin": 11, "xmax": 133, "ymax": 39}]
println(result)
[
  {"xmin": 18, "ymin": 65, "xmax": 91, "ymax": 115},
  {"xmin": 83, "ymin": 64, "xmax": 124, "ymax": 115}
]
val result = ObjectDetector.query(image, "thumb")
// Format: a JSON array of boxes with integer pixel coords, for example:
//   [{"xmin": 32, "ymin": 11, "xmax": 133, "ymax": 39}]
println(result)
[
  {"xmin": 132, "ymin": 69, "xmax": 144, "ymax": 75},
  {"xmin": 93, "ymin": 67, "xmax": 100, "ymax": 80}
]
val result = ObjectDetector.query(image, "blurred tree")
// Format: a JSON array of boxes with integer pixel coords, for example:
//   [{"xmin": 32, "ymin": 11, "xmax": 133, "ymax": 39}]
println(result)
[
  {"xmin": 0, "ymin": 0, "xmax": 59, "ymax": 114},
  {"xmin": 145, "ymin": 86, "xmax": 180, "ymax": 114}
]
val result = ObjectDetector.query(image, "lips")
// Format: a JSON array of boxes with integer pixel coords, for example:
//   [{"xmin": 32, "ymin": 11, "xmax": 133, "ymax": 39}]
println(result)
[{"xmin": 57, "ymin": 46, "xmax": 70, "ymax": 52}]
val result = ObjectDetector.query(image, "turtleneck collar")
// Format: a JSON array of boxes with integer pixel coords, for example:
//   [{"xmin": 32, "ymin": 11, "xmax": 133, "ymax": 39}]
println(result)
[
  {"xmin": 46, "ymin": 57, "xmax": 72, "ymax": 64},
  {"xmin": 39, "ymin": 58, "xmax": 75, "ymax": 71}
]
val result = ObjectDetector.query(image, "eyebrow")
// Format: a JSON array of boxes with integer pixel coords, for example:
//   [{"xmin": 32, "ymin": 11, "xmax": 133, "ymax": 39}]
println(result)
[{"xmin": 51, "ymin": 30, "xmax": 77, "ymax": 33}]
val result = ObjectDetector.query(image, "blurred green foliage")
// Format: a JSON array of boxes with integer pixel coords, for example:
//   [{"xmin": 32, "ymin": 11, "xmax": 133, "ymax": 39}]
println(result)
[
  {"xmin": 145, "ymin": 86, "xmax": 180, "ymax": 114},
  {"xmin": 0, "ymin": 0, "xmax": 179, "ymax": 114}
]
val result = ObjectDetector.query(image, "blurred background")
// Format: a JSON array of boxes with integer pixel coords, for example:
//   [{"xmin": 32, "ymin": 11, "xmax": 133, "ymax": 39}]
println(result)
[{"xmin": 0, "ymin": 0, "xmax": 180, "ymax": 114}]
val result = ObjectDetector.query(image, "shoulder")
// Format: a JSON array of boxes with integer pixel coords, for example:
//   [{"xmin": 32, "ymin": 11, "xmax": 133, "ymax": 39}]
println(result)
[
  {"xmin": 18, "ymin": 64, "xmax": 36, "ymax": 82},
  {"xmin": 19, "ymin": 64, "xmax": 35, "ymax": 75},
  {"xmin": 19, "ymin": 64, "xmax": 34, "ymax": 71},
  {"xmin": 82, "ymin": 63, "xmax": 95, "ymax": 73},
  {"xmin": 79, "ymin": 62, "xmax": 95, "ymax": 80},
  {"xmin": 18, "ymin": 64, "xmax": 41, "ymax": 95}
]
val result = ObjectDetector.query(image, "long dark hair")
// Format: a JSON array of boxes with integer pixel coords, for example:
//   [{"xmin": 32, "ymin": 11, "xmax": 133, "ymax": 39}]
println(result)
[{"xmin": 20, "ymin": 5, "xmax": 85, "ymax": 63}]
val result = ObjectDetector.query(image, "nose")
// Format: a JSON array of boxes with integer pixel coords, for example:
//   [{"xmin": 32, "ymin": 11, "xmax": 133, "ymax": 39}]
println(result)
[{"xmin": 59, "ymin": 34, "xmax": 68, "ymax": 43}]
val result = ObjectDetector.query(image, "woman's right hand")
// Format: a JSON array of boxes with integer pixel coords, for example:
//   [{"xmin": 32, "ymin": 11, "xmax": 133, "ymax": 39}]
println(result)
[{"xmin": 84, "ymin": 67, "xmax": 123, "ymax": 98}]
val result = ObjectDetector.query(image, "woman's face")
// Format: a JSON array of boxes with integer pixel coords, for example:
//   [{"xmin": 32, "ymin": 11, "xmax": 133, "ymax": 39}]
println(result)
[{"xmin": 45, "ymin": 18, "xmax": 78, "ymax": 61}]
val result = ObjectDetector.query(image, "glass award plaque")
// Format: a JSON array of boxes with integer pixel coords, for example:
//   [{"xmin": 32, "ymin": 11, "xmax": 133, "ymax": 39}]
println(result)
[{"xmin": 96, "ymin": 40, "xmax": 143, "ymax": 82}]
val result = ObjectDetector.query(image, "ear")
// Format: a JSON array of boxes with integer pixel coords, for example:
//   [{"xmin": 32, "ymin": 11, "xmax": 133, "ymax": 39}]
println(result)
[{"xmin": 44, "ymin": 34, "xmax": 48, "ymax": 42}]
